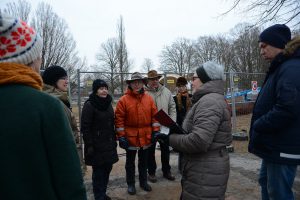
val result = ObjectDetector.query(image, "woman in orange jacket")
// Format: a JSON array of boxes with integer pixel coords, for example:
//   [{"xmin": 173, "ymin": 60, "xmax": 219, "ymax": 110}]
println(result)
[{"xmin": 115, "ymin": 72, "xmax": 160, "ymax": 195}]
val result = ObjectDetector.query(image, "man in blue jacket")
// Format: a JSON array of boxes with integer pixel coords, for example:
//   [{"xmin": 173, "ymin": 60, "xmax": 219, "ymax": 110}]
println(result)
[{"xmin": 249, "ymin": 24, "xmax": 300, "ymax": 200}]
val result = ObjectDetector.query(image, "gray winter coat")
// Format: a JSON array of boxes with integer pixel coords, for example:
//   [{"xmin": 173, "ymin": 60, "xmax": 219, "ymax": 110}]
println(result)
[
  {"xmin": 169, "ymin": 80, "xmax": 232, "ymax": 200},
  {"xmin": 146, "ymin": 84, "xmax": 176, "ymax": 122}
]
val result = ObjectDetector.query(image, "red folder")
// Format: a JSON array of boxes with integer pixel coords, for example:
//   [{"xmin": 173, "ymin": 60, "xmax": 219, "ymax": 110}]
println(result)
[{"xmin": 154, "ymin": 109, "xmax": 187, "ymax": 134}]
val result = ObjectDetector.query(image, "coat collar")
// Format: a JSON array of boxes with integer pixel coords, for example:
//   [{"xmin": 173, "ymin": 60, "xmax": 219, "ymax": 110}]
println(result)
[{"xmin": 191, "ymin": 80, "xmax": 224, "ymax": 104}]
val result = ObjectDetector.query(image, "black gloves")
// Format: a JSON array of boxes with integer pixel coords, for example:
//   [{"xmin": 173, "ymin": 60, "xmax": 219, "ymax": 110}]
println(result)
[
  {"xmin": 119, "ymin": 137, "xmax": 129, "ymax": 149},
  {"xmin": 86, "ymin": 146, "xmax": 94, "ymax": 157},
  {"xmin": 151, "ymin": 131, "xmax": 161, "ymax": 143},
  {"xmin": 169, "ymin": 123, "xmax": 187, "ymax": 135},
  {"xmin": 155, "ymin": 133, "xmax": 169, "ymax": 146}
]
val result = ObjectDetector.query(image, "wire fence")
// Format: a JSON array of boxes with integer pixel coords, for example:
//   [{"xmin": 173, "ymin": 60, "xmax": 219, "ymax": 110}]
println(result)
[{"xmin": 72, "ymin": 69, "xmax": 265, "ymax": 136}]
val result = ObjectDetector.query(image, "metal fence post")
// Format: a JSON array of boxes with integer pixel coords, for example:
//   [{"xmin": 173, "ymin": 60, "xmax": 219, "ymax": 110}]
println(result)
[
  {"xmin": 77, "ymin": 69, "xmax": 82, "ymax": 124},
  {"xmin": 230, "ymin": 69, "xmax": 237, "ymax": 133},
  {"xmin": 163, "ymin": 72, "xmax": 167, "ymax": 87},
  {"xmin": 67, "ymin": 68, "xmax": 72, "ymax": 104}
]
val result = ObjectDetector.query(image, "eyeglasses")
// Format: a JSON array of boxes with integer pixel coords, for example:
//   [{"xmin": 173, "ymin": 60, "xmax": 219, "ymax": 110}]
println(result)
[{"xmin": 192, "ymin": 76, "xmax": 199, "ymax": 81}]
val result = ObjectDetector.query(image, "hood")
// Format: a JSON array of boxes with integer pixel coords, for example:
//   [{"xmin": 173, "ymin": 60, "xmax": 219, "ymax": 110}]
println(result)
[
  {"xmin": 43, "ymin": 83, "xmax": 70, "ymax": 106},
  {"xmin": 283, "ymin": 36, "xmax": 300, "ymax": 57},
  {"xmin": 191, "ymin": 80, "xmax": 225, "ymax": 103}
]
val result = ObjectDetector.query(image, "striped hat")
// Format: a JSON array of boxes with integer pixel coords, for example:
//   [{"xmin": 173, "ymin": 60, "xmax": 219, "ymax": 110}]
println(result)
[{"xmin": 0, "ymin": 13, "xmax": 42, "ymax": 65}]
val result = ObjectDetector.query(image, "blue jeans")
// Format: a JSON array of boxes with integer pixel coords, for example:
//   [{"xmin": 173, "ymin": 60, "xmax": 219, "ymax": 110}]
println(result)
[
  {"xmin": 92, "ymin": 164, "xmax": 113, "ymax": 200},
  {"xmin": 259, "ymin": 159, "xmax": 297, "ymax": 200}
]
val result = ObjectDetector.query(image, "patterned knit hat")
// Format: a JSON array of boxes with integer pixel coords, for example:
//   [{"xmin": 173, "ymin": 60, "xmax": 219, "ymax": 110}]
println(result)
[{"xmin": 0, "ymin": 13, "xmax": 43, "ymax": 65}]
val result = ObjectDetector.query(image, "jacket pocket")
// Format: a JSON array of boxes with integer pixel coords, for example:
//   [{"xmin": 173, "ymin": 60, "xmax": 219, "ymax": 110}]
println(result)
[{"xmin": 126, "ymin": 130, "xmax": 138, "ymax": 146}]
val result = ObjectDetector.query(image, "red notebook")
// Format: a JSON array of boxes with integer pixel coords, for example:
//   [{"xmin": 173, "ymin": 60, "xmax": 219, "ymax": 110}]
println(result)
[{"xmin": 154, "ymin": 109, "xmax": 187, "ymax": 134}]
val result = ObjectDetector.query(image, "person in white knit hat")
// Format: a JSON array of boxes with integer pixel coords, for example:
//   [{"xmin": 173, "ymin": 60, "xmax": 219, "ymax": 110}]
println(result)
[
  {"xmin": 156, "ymin": 61, "xmax": 232, "ymax": 200},
  {"xmin": 0, "ymin": 13, "xmax": 87, "ymax": 200}
]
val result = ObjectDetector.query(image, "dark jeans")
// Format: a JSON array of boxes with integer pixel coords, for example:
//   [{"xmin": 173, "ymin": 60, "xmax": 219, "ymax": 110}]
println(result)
[
  {"xmin": 259, "ymin": 159, "xmax": 297, "ymax": 200},
  {"xmin": 92, "ymin": 164, "xmax": 113, "ymax": 200},
  {"xmin": 126, "ymin": 148, "xmax": 148, "ymax": 185},
  {"xmin": 147, "ymin": 141, "xmax": 171, "ymax": 175}
]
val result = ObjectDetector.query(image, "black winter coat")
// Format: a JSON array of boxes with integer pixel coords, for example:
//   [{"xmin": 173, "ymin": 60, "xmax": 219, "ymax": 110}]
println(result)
[
  {"xmin": 81, "ymin": 95, "xmax": 118, "ymax": 166},
  {"xmin": 249, "ymin": 39, "xmax": 300, "ymax": 165}
]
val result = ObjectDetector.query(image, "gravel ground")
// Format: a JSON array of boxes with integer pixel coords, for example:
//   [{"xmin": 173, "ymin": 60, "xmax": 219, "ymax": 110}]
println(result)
[{"xmin": 83, "ymin": 149, "xmax": 300, "ymax": 200}]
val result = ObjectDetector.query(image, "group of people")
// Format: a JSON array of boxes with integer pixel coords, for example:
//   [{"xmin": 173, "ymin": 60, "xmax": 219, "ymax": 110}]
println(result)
[
  {"xmin": 1, "ymin": 11, "xmax": 300, "ymax": 200},
  {"xmin": 82, "ymin": 70, "xmax": 178, "ymax": 198},
  {"xmin": 81, "ymin": 64, "xmax": 232, "ymax": 200}
]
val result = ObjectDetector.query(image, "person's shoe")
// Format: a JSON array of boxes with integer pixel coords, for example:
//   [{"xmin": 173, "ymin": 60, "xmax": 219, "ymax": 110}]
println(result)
[
  {"xmin": 105, "ymin": 195, "xmax": 111, "ymax": 200},
  {"xmin": 163, "ymin": 172, "xmax": 175, "ymax": 181},
  {"xmin": 127, "ymin": 184, "xmax": 136, "ymax": 195},
  {"xmin": 140, "ymin": 182, "xmax": 152, "ymax": 192},
  {"xmin": 148, "ymin": 174, "xmax": 157, "ymax": 183}
]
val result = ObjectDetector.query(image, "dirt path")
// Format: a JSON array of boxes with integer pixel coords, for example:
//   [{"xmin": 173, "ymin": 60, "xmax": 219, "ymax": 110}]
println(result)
[{"xmin": 84, "ymin": 150, "xmax": 299, "ymax": 200}]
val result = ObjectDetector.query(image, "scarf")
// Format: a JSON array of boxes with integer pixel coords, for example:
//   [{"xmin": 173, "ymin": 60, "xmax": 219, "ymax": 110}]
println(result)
[
  {"xmin": 88, "ymin": 93, "xmax": 112, "ymax": 111},
  {"xmin": 43, "ymin": 84, "xmax": 71, "ymax": 109},
  {"xmin": 176, "ymin": 91, "xmax": 192, "ymax": 112},
  {"xmin": 0, "ymin": 62, "xmax": 42, "ymax": 90}
]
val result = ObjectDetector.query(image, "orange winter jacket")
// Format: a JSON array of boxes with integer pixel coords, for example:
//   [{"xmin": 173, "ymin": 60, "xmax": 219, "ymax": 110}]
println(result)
[{"xmin": 115, "ymin": 88, "xmax": 160, "ymax": 148}]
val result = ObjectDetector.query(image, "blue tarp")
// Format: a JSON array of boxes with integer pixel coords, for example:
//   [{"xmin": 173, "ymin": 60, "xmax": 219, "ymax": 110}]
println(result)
[{"xmin": 225, "ymin": 87, "xmax": 261, "ymax": 101}]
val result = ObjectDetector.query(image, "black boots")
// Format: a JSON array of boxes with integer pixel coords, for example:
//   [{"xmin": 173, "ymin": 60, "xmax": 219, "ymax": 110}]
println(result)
[
  {"xmin": 127, "ymin": 182, "xmax": 152, "ymax": 195},
  {"xmin": 163, "ymin": 172, "xmax": 175, "ymax": 181},
  {"xmin": 127, "ymin": 184, "xmax": 136, "ymax": 195},
  {"xmin": 140, "ymin": 182, "xmax": 152, "ymax": 192}
]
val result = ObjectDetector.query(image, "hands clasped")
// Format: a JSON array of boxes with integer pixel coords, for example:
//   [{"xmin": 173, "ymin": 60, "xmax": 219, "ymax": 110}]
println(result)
[
  {"xmin": 119, "ymin": 137, "xmax": 129, "ymax": 149},
  {"xmin": 153, "ymin": 132, "xmax": 169, "ymax": 145}
]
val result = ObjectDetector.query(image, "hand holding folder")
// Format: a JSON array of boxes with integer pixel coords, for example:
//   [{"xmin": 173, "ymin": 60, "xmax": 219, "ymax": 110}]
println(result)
[{"xmin": 154, "ymin": 109, "xmax": 187, "ymax": 135}]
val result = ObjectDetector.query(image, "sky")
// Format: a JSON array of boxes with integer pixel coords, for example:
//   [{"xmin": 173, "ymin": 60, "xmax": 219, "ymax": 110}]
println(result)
[{"xmin": 1, "ymin": 0, "xmax": 249, "ymax": 72}]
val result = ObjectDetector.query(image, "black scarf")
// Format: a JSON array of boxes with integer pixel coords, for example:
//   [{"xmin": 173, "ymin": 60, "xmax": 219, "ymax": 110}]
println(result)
[{"xmin": 88, "ymin": 93, "xmax": 112, "ymax": 111}]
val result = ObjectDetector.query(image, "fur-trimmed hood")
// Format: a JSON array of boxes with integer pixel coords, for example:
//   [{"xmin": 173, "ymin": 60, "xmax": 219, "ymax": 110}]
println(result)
[{"xmin": 283, "ymin": 36, "xmax": 300, "ymax": 57}]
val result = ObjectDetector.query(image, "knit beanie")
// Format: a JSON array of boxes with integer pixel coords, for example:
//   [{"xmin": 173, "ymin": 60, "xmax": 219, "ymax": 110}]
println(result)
[
  {"xmin": 259, "ymin": 24, "xmax": 291, "ymax": 49},
  {"xmin": 0, "ymin": 13, "xmax": 43, "ymax": 65},
  {"xmin": 196, "ymin": 61, "xmax": 224, "ymax": 84},
  {"xmin": 92, "ymin": 79, "xmax": 108, "ymax": 94},
  {"xmin": 42, "ymin": 65, "xmax": 67, "ymax": 86}
]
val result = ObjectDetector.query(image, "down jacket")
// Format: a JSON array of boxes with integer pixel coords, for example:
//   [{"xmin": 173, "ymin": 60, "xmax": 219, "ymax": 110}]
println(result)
[
  {"xmin": 169, "ymin": 80, "xmax": 232, "ymax": 200},
  {"xmin": 115, "ymin": 88, "xmax": 160, "ymax": 149},
  {"xmin": 81, "ymin": 94, "xmax": 118, "ymax": 166},
  {"xmin": 249, "ymin": 37, "xmax": 300, "ymax": 165}
]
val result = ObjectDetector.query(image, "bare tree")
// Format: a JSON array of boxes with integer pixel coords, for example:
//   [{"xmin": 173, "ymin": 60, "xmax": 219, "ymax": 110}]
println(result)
[
  {"xmin": 229, "ymin": 23, "xmax": 268, "ymax": 73},
  {"xmin": 117, "ymin": 16, "xmax": 131, "ymax": 94},
  {"xmin": 159, "ymin": 38, "xmax": 196, "ymax": 76},
  {"xmin": 141, "ymin": 58, "xmax": 154, "ymax": 73},
  {"xmin": 95, "ymin": 38, "xmax": 120, "ymax": 95},
  {"xmin": 67, "ymin": 56, "xmax": 88, "ymax": 94},
  {"xmin": 94, "ymin": 16, "xmax": 131, "ymax": 95},
  {"xmin": 194, "ymin": 36, "xmax": 217, "ymax": 65},
  {"xmin": 225, "ymin": 0, "xmax": 300, "ymax": 27},
  {"xmin": 31, "ymin": 2, "xmax": 77, "ymax": 70},
  {"xmin": 3, "ymin": 0, "xmax": 31, "ymax": 22}
]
